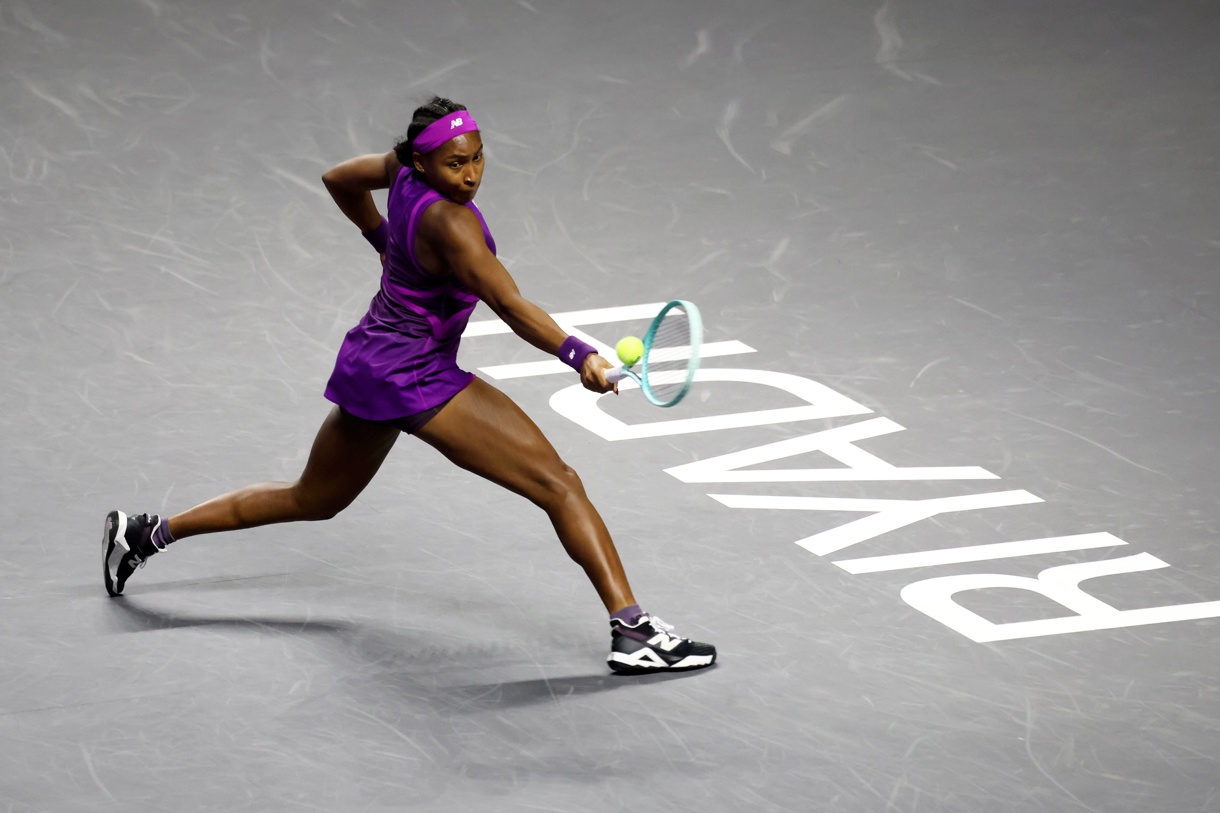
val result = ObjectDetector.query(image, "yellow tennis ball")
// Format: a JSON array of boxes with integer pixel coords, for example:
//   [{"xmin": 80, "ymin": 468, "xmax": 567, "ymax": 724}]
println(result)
[{"xmin": 616, "ymin": 336, "xmax": 644, "ymax": 366}]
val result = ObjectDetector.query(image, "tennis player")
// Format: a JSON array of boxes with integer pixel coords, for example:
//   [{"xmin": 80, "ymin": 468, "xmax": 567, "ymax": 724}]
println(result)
[{"xmin": 102, "ymin": 96, "xmax": 716, "ymax": 674}]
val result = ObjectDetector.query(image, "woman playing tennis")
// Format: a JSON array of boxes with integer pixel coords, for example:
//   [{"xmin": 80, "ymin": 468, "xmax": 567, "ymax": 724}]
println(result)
[{"xmin": 102, "ymin": 96, "xmax": 716, "ymax": 674}]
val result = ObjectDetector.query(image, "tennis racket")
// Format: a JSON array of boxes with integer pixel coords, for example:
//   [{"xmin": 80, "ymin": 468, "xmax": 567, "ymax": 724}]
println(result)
[{"xmin": 606, "ymin": 300, "xmax": 703, "ymax": 407}]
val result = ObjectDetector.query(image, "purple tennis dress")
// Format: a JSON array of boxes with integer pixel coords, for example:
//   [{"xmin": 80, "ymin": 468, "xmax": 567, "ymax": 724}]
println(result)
[{"xmin": 324, "ymin": 167, "xmax": 496, "ymax": 421}]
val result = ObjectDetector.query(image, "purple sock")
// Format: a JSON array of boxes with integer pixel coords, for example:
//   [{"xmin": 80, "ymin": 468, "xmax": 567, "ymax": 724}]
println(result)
[
  {"xmin": 610, "ymin": 604, "xmax": 644, "ymax": 625},
  {"xmin": 152, "ymin": 518, "xmax": 176, "ymax": 550}
]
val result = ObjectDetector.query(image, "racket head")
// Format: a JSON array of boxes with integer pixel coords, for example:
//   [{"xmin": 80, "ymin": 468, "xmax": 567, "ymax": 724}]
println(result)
[{"xmin": 640, "ymin": 299, "xmax": 703, "ymax": 407}]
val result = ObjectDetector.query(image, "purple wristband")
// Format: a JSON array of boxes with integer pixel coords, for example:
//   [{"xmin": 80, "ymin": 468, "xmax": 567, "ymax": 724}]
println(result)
[
  {"xmin": 362, "ymin": 219, "xmax": 388, "ymax": 254},
  {"xmin": 558, "ymin": 336, "xmax": 598, "ymax": 372}
]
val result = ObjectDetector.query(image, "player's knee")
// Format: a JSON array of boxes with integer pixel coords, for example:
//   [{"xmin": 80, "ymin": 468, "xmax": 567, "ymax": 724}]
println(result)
[
  {"xmin": 307, "ymin": 505, "xmax": 343, "ymax": 522},
  {"xmin": 290, "ymin": 483, "xmax": 352, "ymax": 522},
  {"xmin": 533, "ymin": 462, "xmax": 584, "ymax": 508}
]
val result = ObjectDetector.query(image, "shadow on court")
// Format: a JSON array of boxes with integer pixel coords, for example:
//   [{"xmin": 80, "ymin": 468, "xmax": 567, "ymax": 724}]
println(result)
[{"xmin": 103, "ymin": 596, "xmax": 707, "ymax": 710}]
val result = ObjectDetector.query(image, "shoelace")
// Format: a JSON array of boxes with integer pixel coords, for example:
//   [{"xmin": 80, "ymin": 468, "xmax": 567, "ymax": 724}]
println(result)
[
  {"xmin": 133, "ymin": 514, "xmax": 151, "ymax": 569},
  {"xmin": 648, "ymin": 616, "xmax": 677, "ymax": 635},
  {"xmin": 614, "ymin": 614, "xmax": 681, "ymax": 638}
]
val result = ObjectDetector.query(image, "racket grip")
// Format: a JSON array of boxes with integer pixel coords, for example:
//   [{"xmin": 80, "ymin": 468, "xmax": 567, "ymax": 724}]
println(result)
[{"xmin": 606, "ymin": 367, "xmax": 630, "ymax": 383}]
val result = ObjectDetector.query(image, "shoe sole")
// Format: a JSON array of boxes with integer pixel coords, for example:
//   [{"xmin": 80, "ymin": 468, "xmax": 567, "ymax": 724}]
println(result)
[
  {"xmin": 607, "ymin": 652, "xmax": 716, "ymax": 674},
  {"xmin": 102, "ymin": 510, "xmax": 129, "ymax": 597}
]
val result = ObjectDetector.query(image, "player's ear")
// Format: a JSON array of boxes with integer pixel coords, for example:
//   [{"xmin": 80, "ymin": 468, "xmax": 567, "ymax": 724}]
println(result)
[{"xmin": 413, "ymin": 152, "xmax": 426, "ymax": 174}]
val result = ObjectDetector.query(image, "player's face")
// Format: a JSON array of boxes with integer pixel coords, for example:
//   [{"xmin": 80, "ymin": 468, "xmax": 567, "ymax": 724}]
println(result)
[{"xmin": 414, "ymin": 132, "xmax": 484, "ymax": 203}]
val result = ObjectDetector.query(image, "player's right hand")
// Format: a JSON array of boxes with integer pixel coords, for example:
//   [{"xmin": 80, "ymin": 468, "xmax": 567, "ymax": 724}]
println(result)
[{"xmin": 580, "ymin": 353, "xmax": 618, "ymax": 395}]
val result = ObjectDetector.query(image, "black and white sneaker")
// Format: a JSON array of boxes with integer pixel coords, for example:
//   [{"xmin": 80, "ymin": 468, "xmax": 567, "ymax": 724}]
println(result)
[
  {"xmin": 102, "ymin": 510, "xmax": 160, "ymax": 597},
  {"xmin": 608, "ymin": 614, "xmax": 717, "ymax": 674}
]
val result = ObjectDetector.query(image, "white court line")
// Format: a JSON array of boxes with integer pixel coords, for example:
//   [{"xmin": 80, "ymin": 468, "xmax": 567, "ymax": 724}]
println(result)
[{"xmin": 480, "ymin": 340, "xmax": 755, "ymax": 380}]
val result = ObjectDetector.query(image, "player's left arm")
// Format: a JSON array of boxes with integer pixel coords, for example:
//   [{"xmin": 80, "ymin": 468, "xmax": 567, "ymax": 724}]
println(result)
[
  {"xmin": 424, "ymin": 203, "xmax": 616, "ymax": 393},
  {"xmin": 321, "ymin": 151, "xmax": 401, "ymax": 232}
]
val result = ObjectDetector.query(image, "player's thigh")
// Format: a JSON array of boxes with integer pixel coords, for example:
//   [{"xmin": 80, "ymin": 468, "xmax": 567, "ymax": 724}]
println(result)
[
  {"xmin": 297, "ymin": 406, "xmax": 401, "ymax": 508},
  {"xmin": 415, "ymin": 378, "xmax": 572, "ymax": 500}
]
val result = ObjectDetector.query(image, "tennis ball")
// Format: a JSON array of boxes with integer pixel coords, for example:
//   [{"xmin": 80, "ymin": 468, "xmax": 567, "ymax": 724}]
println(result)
[{"xmin": 616, "ymin": 336, "xmax": 644, "ymax": 366}]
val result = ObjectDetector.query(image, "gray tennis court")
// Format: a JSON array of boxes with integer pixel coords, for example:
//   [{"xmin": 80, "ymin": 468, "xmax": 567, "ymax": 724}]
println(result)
[{"xmin": 3, "ymin": 1, "xmax": 1218, "ymax": 810}]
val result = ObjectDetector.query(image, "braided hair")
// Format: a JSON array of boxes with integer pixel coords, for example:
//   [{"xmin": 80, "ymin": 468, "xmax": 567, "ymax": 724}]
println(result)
[{"xmin": 393, "ymin": 96, "xmax": 468, "ymax": 164}]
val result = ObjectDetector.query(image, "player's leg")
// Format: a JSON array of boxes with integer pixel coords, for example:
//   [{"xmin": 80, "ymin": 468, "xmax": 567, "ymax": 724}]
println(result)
[
  {"xmin": 104, "ymin": 407, "xmax": 399, "ymax": 596},
  {"xmin": 168, "ymin": 406, "xmax": 401, "ymax": 538},
  {"xmin": 414, "ymin": 377, "xmax": 635, "ymax": 614},
  {"xmin": 416, "ymin": 377, "xmax": 716, "ymax": 673}
]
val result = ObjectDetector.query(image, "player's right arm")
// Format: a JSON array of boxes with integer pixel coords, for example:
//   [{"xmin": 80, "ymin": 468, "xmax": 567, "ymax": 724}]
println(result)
[{"xmin": 419, "ymin": 202, "xmax": 616, "ymax": 394}]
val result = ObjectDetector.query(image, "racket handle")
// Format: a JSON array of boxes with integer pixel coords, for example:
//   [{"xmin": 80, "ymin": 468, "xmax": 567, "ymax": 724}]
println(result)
[{"xmin": 606, "ymin": 367, "xmax": 630, "ymax": 383}]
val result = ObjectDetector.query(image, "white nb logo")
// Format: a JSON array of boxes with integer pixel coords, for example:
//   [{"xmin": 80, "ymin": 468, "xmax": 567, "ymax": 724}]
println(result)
[
  {"xmin": 451, "ymin": 117, "xmax": 464, "ymax": 129},
  {"xmin": 648, "ymin": 632, "xmax": 683, "ymax": 652}
]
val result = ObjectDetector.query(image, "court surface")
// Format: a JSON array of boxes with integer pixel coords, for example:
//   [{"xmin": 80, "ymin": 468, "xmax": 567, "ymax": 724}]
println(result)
[{"xmin": 3, "ymin": 1, "xmax": 1218, "ymax": 811}]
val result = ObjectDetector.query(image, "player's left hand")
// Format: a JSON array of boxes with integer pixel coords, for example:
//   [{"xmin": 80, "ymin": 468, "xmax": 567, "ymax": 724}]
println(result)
[{"xmin": 580, "ymin": 353, "xmax": 618, "ymax": 395}]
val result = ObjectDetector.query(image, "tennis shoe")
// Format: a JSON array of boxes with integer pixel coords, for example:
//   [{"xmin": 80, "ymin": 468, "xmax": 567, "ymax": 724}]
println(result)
[
  {"xmin": 102, "ymin": 510, "xmax": 160, "ymax": 597},
  {"xmin": 608, "ymin": 613, "xmax": 716, "ymax": 674}
]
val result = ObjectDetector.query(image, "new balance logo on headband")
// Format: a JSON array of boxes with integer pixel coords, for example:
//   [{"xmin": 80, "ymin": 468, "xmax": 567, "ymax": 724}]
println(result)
[{"xmin": 415, "ymin": 111, "xmax": 479, "ymax": 154}]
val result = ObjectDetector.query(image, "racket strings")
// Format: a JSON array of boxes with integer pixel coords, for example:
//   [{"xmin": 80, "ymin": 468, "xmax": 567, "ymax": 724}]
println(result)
[{"xmin": 644, "ymin": 308, "xmax": 692, "ymax": 403}]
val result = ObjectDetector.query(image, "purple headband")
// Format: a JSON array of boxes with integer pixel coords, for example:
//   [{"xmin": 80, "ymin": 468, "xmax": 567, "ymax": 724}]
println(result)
[{"xmin": 414, "ymin": 110, "xmax": 479, "ymax": 154}]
